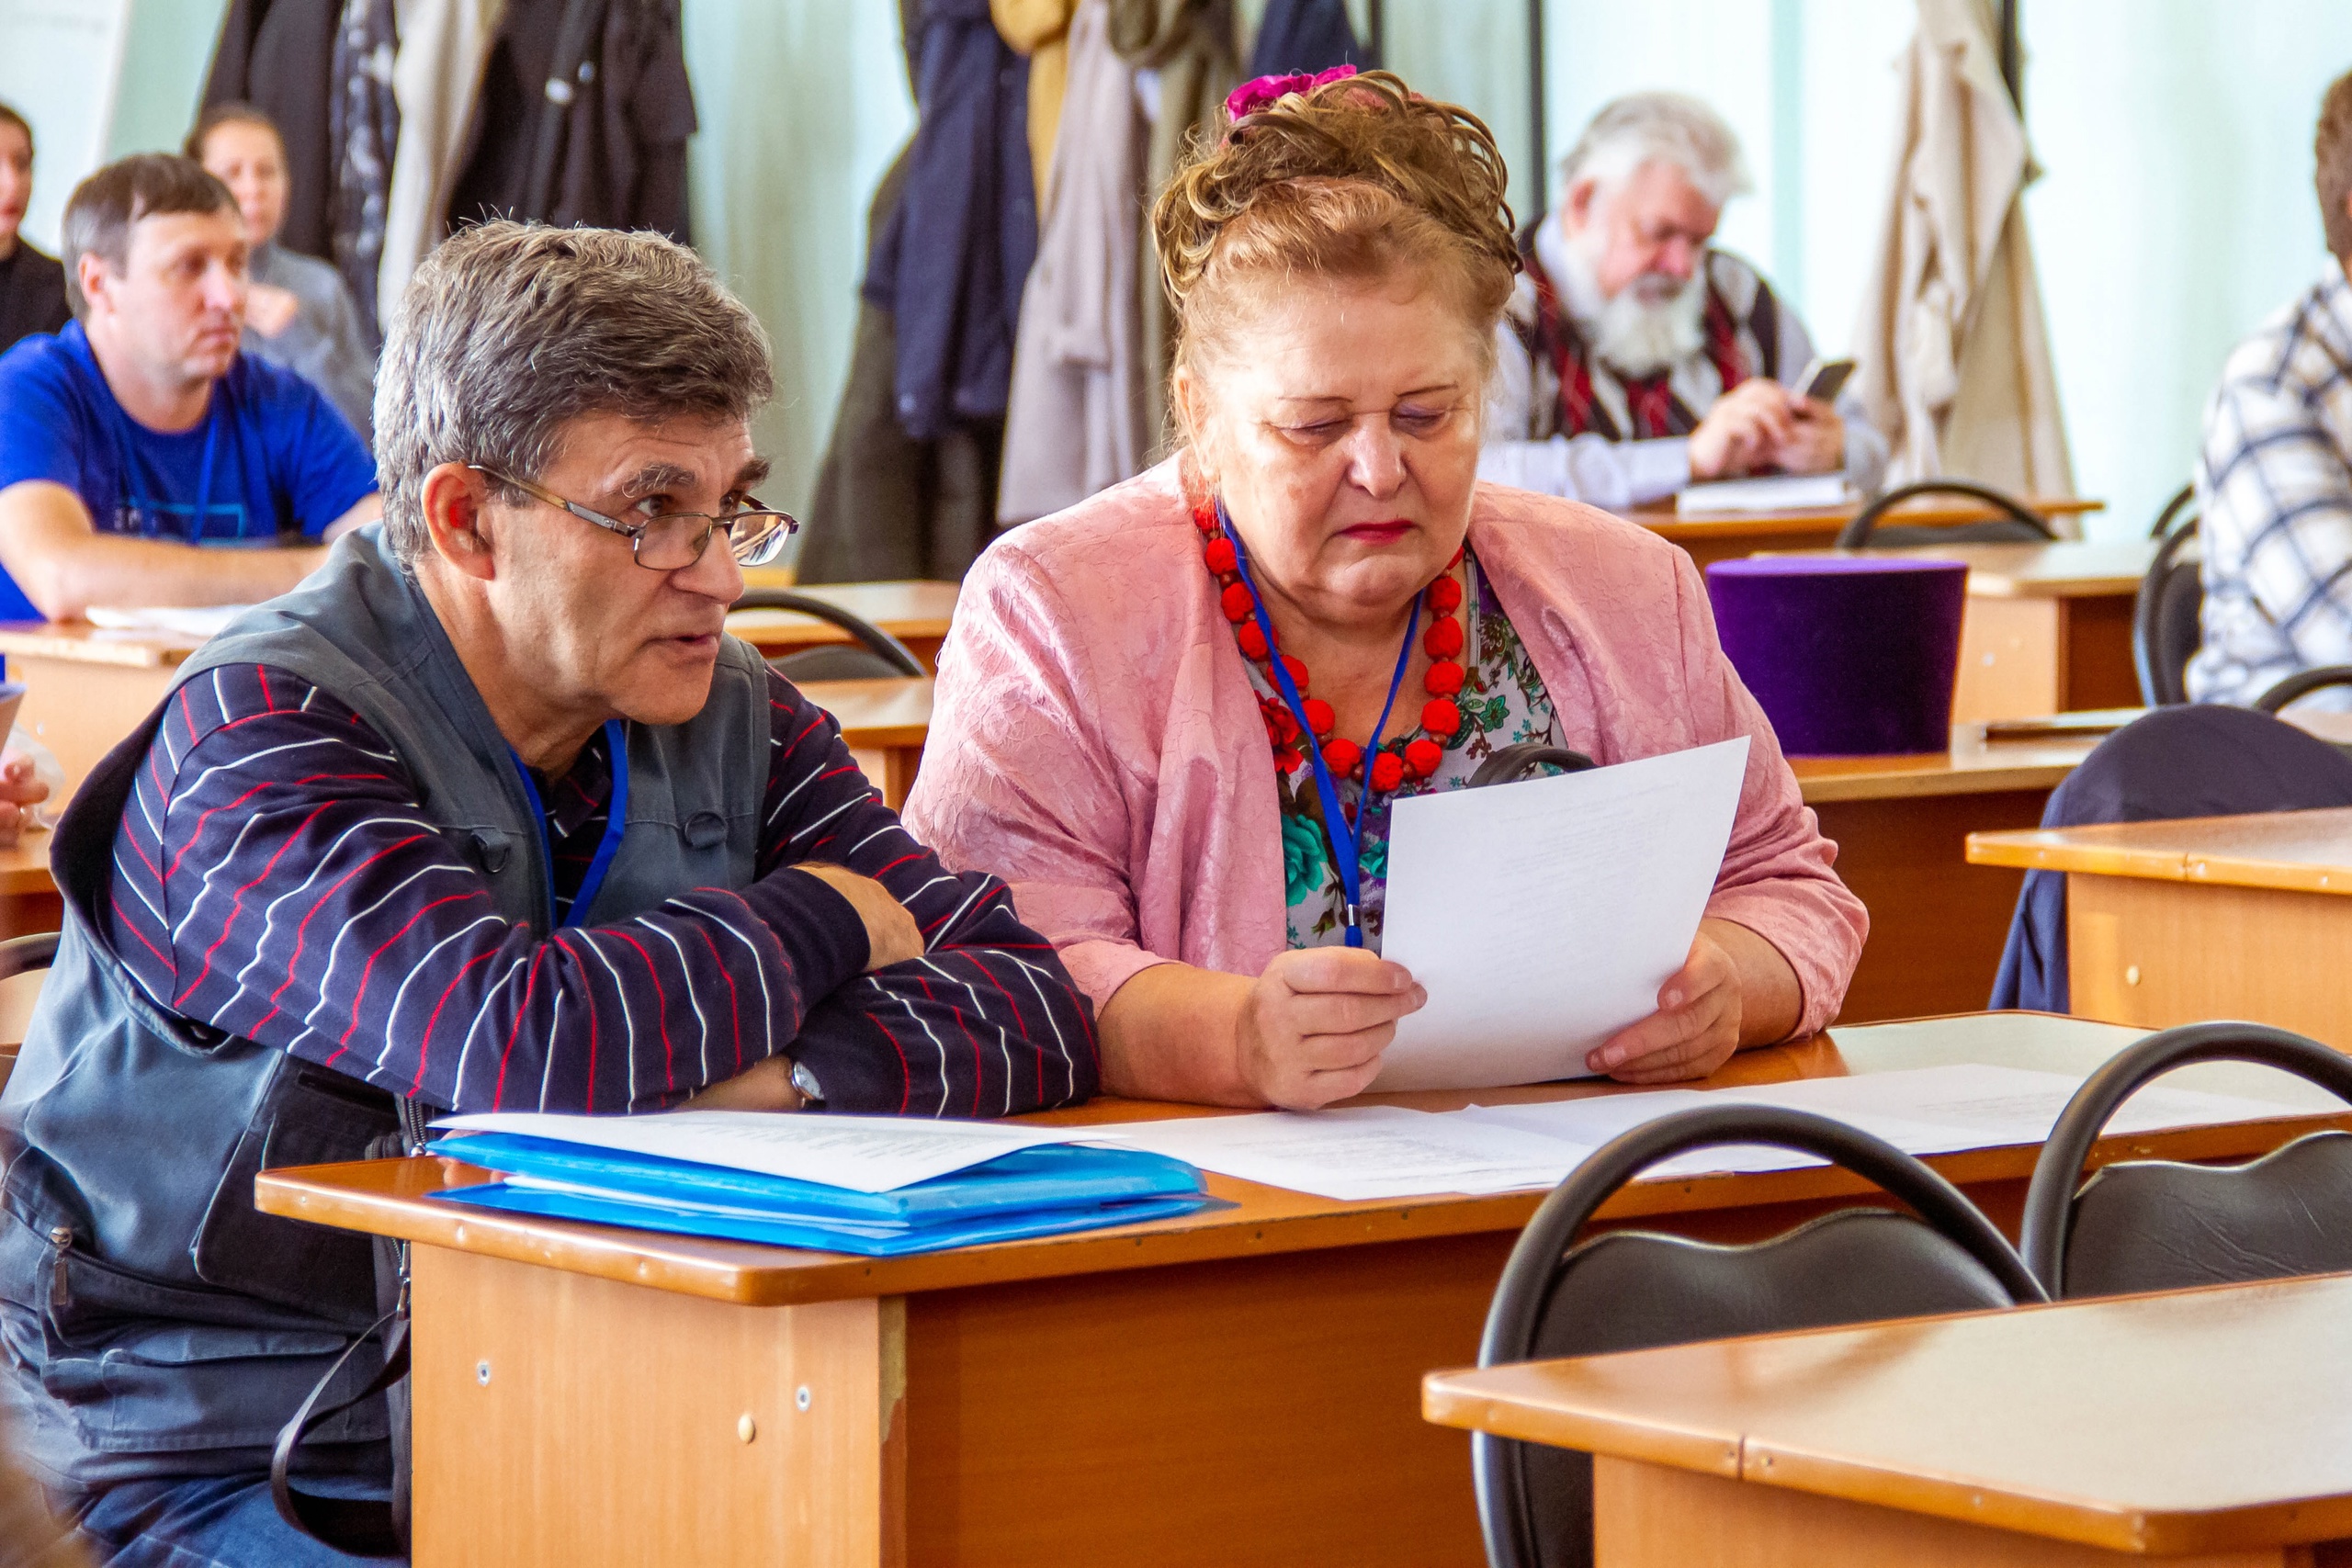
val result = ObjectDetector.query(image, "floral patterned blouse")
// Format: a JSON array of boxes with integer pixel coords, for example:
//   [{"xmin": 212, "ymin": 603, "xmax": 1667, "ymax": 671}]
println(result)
[{"xmin": 1241, "ymin": 547, "xmax": 1560, "ymax": 953}]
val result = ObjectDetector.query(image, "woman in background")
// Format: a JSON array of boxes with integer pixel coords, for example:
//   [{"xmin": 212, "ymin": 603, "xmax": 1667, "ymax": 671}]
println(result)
[
  {"xmin": 189, "ymin": 102, "xmax": 378, "ymax": 442},
  {"xmin": 0, "ymin": 102, "xmax": 70, "ymax": 355},
  {"xmin": 906, "ymin": 70, "xmax": 1864, "ymax": 1111}
]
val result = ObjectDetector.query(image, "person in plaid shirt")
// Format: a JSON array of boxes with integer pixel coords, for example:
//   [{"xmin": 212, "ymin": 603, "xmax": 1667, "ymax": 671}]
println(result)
[{"xmin": 2189, "ymin": 70, "xmax": 2352, "ymax": 706}]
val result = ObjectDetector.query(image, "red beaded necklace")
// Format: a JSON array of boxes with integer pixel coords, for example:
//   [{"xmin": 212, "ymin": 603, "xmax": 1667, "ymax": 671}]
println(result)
[{"xmin": 1194, "ymin": 500, "xmax": 1468, "ymax": 792}]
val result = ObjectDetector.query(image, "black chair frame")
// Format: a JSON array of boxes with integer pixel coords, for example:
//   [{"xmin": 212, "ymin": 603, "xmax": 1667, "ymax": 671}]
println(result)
[
  {"xmin": 1467, "ymin": 743, "xmax": 1595, "ymax": 788},
  {"xmin": 2132, "ymin": 513, "xmax": 2202, "ymax": 707},
  {"xmin": 2148, "ymin": 481, "xmax": 2196, "ymax": 540},
  {"xmin": 2018, "ymin": 1021, "xmax": 2352, "ymax": 1296},
  {"xmin": 2253, "ymin": 665, "xmax": 2352, "ymax": 715},
  {"xmin": 1476, "ymin": 1104, "xmax": 2043, "ymax": 1568},
  {"xmin": 732, "ymin": 590, "xmax": 925, "ymax": 678},
  {"xmin": 1834, "ymin": 479, "xmax": 2057, "ymax": 550},
  {"xmin": 0, "ymin": 931, "xmax": 57, "ymax": 981}
]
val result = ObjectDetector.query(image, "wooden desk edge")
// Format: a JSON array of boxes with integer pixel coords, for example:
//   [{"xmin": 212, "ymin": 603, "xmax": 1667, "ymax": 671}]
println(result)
[
  {"xmin": 1966, "ymin": 829, "xmax": 2352, "ymax": 896},
  {"xmin": 255, "ymin": 1111, "xmax": 2348, "ymax": 1309},
  {"xmin": 1421, "ymin": 1295, "xmax": 2352, "ymax": 1556},
  {"xmin": 1799, "ymin": 760, "xmax": 2082, "ymax": 804}
]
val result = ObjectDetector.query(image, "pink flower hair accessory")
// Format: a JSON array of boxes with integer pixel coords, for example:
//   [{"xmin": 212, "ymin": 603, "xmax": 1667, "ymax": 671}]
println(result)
[{"xmin": 1224, "ymin": 64, "xmax": 1357, "ymax": 122}]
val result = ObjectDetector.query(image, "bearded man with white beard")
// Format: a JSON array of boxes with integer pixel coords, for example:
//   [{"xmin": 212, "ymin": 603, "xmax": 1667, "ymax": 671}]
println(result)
[{"xmin": 1481, "ymin": 92, "xmax": 1888, "ymax": 511}]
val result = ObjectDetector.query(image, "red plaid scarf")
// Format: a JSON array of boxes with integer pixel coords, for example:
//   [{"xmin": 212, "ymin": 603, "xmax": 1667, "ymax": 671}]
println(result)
[{"xmin": 1524, "ymin": 250, "xmax": 1751, "ymax": 441}]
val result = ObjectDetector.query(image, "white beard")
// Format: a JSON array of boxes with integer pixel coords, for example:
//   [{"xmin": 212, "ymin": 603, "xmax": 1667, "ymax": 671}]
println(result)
[{"xmin": 1555, "ymin": 230, "xmax": 1707, "ymax": 380}]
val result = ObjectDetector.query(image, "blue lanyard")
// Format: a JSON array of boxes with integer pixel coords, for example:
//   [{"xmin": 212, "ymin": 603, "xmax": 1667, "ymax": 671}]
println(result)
[
  {"xmin": 1224, "ymin": 501, "xmax": 1420, "ymax": 948},
  {"xmin": 510, "ymin": 719, "xmax": 630, "ymax": 926}
]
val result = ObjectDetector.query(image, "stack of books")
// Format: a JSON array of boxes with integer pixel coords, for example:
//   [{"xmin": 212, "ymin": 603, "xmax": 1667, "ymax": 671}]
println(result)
[{"xmin": 428, "ymin": 1110, "xmax": 1209, "ymax": 1256}]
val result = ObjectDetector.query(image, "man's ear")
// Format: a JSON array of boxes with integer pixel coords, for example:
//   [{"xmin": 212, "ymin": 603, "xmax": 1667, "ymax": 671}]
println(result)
[
  {"xmin": 74, "ymin": 253, "xmax": 114, "ymax": 318},
  {"xmin": 1564, "ymin": 176, "xmax": 1600, "ymax": 232},
  {"xmin": 417, "ymin": 462, "xmax": 499, "ymax": 581}
]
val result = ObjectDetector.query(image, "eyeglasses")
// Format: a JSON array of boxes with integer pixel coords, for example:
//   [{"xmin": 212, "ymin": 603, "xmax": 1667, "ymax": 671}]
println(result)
[{"xmin": 468, "ymin": 466, "xmax": 797, "ymax": 570}]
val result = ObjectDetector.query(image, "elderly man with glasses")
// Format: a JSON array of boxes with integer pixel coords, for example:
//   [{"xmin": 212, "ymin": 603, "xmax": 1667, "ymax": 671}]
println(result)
[{"xmin": 0, "ymin": 222, "xmax": 1099, "ymax": 1567}]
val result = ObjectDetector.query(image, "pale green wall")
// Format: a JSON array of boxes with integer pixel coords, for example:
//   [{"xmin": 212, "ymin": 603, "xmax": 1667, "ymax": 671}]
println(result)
[
  {"xmin": 106, "ymin": 0, "xmax": 229, "ymax": 162},
  {"xmin": 683, "ymin": 1, "xmax": 914, "ymax": 519}
]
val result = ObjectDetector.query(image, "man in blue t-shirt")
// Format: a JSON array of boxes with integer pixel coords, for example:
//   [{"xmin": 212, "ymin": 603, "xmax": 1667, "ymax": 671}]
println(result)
[{"xmin": 0, "ymin": 153, "xmax": 379, "ymax": 623}]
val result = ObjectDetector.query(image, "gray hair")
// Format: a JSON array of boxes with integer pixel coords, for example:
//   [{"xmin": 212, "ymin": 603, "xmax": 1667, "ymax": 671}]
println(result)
[
  {"xmin": 374, "ymin": 221, "xmax": 775, "ymax": 564},
  {"xmin": 1557, "ymin": 91, "xmax": 1752, "ymax": 212}
]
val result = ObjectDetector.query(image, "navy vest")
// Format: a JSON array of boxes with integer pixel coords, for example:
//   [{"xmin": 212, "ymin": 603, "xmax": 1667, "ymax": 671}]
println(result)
[{"xmin": 0, "ymin": 527, "xmax": 766, "ymax": 1489}]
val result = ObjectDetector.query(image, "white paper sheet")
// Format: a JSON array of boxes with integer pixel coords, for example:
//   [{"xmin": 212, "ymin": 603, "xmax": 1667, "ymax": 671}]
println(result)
[
  {"xmin": 1088, "ymin": 1108, "xmax": 1592, "ymax": 1201},
  {"xmin": 85, "ymin": 604, "xmax": 245, "ymax": 639},
  {"xmin": 431, "ymin": 1110, "xmax": 1094, "ymax": 1193},
  {"xmin": 1373, "ymin": 738, "xmax": 1750, "ymax": 1092},
  {"xmin": 1724, "ymin": 1064, "xmax": 2300, "ymax": 1152}
]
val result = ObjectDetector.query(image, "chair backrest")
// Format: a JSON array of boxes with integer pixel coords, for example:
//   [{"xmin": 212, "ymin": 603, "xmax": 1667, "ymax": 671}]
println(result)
[
  {"xmin": 0, "ymin": 931, "xmax": 59, "ymax": 1098},
  {"xmin": 2132, "ymin": 513, "xmax": 2202, "ymax": 705},
  {"xmin": 1833, "ymin": 479, "xmax": 2058, "ymax": 549},
  {"xmin": 2019, "ymin": 1021, "xmax": 2352, "ymax": 1299},
  {"xmin": 1476, "ymin": 1104, "xmax": 2043, "ymax": 1568},
  {"xmin": 2148, "ymin": 481, "xmax": 2196, "ymax": 540},
  {"xmin": 2253, "ymin": 665, "xmax": 2352, "ymax": 716},
  {"xmin": 733, "ymin": 590, "xmax": 926, "ymax": 679}
]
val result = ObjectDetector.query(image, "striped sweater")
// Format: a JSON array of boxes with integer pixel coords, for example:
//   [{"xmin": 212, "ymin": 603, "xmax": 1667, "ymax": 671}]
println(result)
[{"xmin": 103, "ymin": 662, "xmax": 1099, "ymax": 1117}]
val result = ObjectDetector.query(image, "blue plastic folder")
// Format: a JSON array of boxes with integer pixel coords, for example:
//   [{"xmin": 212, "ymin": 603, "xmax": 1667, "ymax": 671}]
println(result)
[{"xmin": 429, "ymin": 1131, "xmax": 1211, "ymax": 1256}]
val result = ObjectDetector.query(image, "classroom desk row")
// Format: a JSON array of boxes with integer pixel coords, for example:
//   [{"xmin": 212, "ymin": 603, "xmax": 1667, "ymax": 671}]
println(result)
[
  {"xmin": 1425, "ymin": 1270, "xmax": 2352, "ymax": 1566},
  {"xmin": 258, "ymin": 1010, "xmax": 2351, "ymax": 1567},
  {"xmin": 0, "ymin": 519, "xmax": 2145, "ymax": 809}
]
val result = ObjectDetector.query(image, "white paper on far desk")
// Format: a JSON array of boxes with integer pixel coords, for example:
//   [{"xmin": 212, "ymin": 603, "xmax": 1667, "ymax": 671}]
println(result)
[
  {"xmin": 1089, "ymin": 1108, "xmax": 1591, "ymax": 1201},
  {"xmin": 432, "ymin": 1110, "xmax": 1094, "ymax": 1193},
  {"xmin": 85, "ymin": 604, "xmax": 246, "ymax": 640},
  {"xmin": 1374, "ymin": 737, "xmax": 1749, "ymax": 1092}
]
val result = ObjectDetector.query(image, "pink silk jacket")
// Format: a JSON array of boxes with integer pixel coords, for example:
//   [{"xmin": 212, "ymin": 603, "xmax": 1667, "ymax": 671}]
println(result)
[{"xmin": 902, "ymin": 460, "xmax": 1868, "ymax": 1034}]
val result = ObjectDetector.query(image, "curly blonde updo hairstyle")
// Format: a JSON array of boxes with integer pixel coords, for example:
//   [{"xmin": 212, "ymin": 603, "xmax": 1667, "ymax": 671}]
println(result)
[{"xmin": 1152, "ymin": 70, "xmax": 1520, "ymax": 399}]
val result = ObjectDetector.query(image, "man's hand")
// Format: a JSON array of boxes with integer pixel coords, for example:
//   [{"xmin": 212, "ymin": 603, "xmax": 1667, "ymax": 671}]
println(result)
[
  {"xmin": 1236, "ymin": 947, "xmax": 1426, "ymax": 1110},
  {"xmin": 681, "ymin": 1053, "xmax": 806, "ymax": 1111},
  {"xmin": 1770, "ymin": 397, "xmax": 1845, "ymax": 475},
  {"xmin": 1687, "ymin": 378, "xmax": 1799, "ymax": 480},
  {"xmin": 1586, "ymin": 931, "xmax": 1743, "ymax": 1085},
  {"xmin": 0, "ymin": 750, "xmax": 49, "ymax": 847},
  {"xmin": 795, "ymin": 863, "xmax": 924, "ymax": 971},
  {"xmin": 246, "ymin": 282, "xmax": 301, "ymax": 339}
]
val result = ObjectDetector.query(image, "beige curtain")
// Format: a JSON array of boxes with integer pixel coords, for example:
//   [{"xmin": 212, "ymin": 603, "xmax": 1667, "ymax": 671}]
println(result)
[{"xmin": 1851, "ymin": 0, "xmax": 2074, "ymax": 513}]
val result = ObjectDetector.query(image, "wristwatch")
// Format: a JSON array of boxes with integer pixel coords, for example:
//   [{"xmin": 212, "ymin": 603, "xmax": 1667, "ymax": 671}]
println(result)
[{"xmin": 790, "ymin": 1058, "xmax": 825, "ymax": 1108}]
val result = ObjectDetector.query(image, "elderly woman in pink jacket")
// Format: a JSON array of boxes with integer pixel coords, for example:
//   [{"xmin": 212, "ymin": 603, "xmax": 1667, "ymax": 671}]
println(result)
[{"xmin": 904, "ymin": 70, "xmax": 1866, "ymax": 1111}]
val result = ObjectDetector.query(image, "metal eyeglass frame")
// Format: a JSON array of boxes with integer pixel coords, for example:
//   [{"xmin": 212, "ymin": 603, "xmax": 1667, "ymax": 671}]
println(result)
[{"xmin": 466, "ymin": 465, "xmax": 798, "ymax": 570}]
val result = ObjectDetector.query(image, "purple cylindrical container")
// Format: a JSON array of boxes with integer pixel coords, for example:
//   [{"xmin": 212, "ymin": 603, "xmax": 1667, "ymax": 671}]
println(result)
[{"xmin": 1703, "ymin": 556, "xmax": 1969, "ymax": 756}]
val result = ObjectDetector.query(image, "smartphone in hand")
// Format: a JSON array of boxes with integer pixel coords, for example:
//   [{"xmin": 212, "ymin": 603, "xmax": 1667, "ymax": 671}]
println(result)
[{"xmin": 1798, "ymin": 356, "xmax": 1857, "ymax": 403}]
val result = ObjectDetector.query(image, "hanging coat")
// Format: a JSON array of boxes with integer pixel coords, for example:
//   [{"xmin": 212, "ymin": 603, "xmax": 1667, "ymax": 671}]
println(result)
[
  {"xmin": 1850, "ymin": 0, "xmax": 2074, "ymax": 508},
  {"xmin": 864, "ymin": 0, "xmax": 1038, "ymax": 444},
  {"xmin": 1106, "ymin": 0, "xmax": 1237, "ymax": 455},
  {"xmin": 1245, "ymin": 0, "xmax": 1371, "ymax": 76},
  {"xmin": 379, "ymin": 0, "xmax": 507, "ymax": 330},
  {"xmin": 330, "ymin": 0, "xmax": 401, "ymax": 334},
  {"xmin": 442, "ymin": 0, "xmax": 697, "ymax": 242},
  {"xmin": 203, "ymin": 0, "xmax": 339, "ymax": 261},
  {"xmin": 993, "ymin": 0, "xmax": 1079, "ymax": 210},
  {"xmin": 998, "ymin": 0, "xmax": 1146, "ymax": 524}
]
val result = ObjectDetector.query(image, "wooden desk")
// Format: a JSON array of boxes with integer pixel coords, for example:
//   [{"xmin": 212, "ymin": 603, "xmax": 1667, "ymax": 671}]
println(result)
[
  {"xmin": 1424, "ymin": 1271, "xmax": 2352, "ymax": 1564},
  {"xmin": 254, "ymin": 1012, "xmax": 2352, "ymax": 1568},
  {"xmin": 1767, "ymin": 539, "xmax": 2153, "ymax": 725},
  {"xmin": 0, "ymin": 623, "xmax": 200, "ymax": 805},
  {"xmin": 726, "ymin": 581, "xmax": 960, "ymax": 671},
  {"xmin": 0, "ymin": 833, "xmax": 58, "ymax": 940},
  {"xmin": 1968, "ymin": 807, "xmax": 2352, "ymax": 1050},
  {"xmin": 797, "ymin": 677, "xmax": 931, "ymax": 807},
  {"xmin": 1793, "ymin": 725, "xmax": 2103, "ymax": 1022},
  {"xmin": 1633, "ymin": 494, "xmax": 2103, "ymax": 571}
]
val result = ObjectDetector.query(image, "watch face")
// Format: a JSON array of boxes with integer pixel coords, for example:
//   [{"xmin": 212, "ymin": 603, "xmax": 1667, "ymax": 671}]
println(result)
[{"xmin": 790, "ymin": 1059, "xmax": 822, "ymax": 1101}]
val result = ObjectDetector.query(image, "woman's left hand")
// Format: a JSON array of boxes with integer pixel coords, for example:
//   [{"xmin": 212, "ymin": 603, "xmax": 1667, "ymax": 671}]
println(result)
[{"xmin": 1585, "ymin": 931, "xmax": 1743, "ymax": 1084}]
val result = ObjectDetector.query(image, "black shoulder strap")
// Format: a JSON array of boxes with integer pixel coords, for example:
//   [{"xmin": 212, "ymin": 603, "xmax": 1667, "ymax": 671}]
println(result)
[{"xmin": 269, "ymin": 1096, "xmax": 432, "ymax": 1558}]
